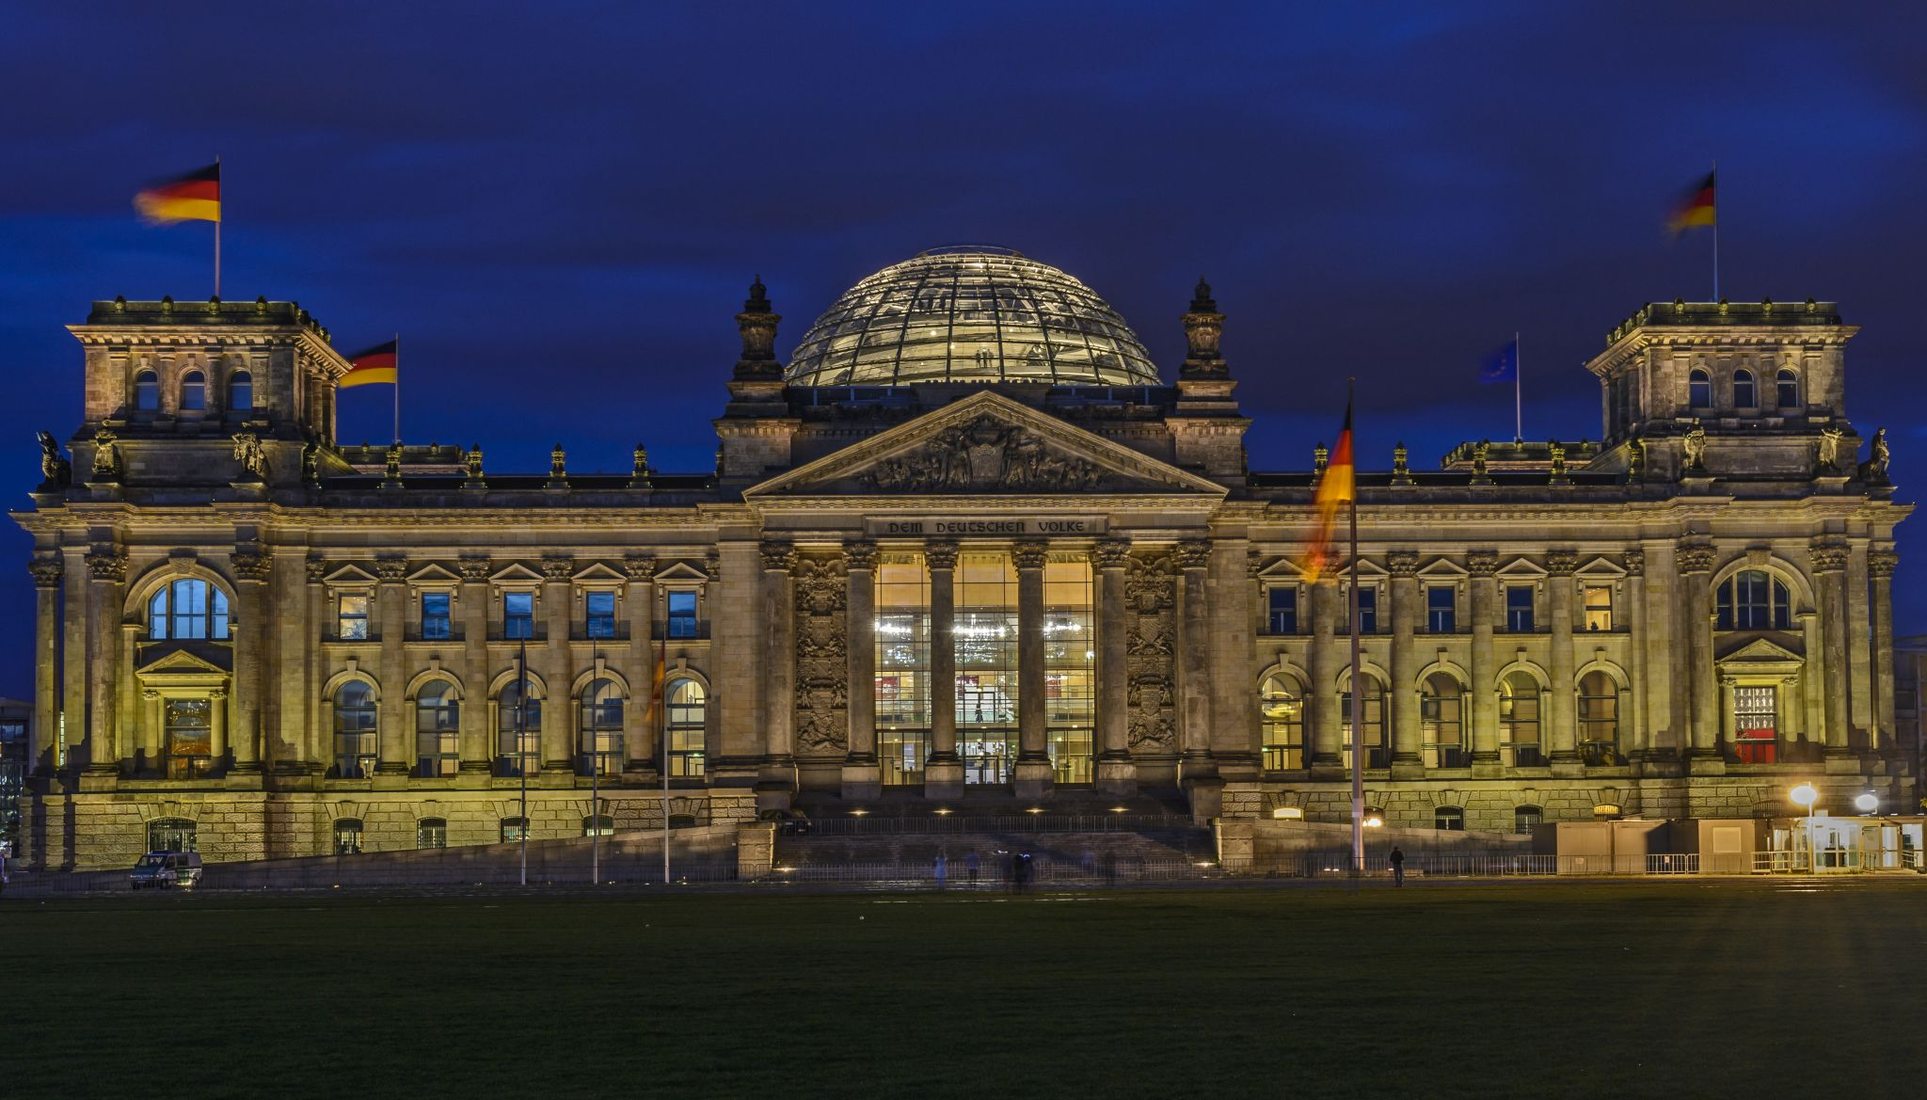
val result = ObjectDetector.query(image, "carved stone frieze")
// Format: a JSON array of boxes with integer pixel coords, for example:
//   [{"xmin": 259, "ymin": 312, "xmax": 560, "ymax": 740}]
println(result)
[
  {"xmin": 793, "ymin": 553, "xmax": 849, "ymax": 755},
  {"xmin": 864, "ymin": 414, "xmax": 1104, "ymax": 492},
  {"xmin": 1123, "ymin": 551, "xmax": 1177, "ymax": 752}
]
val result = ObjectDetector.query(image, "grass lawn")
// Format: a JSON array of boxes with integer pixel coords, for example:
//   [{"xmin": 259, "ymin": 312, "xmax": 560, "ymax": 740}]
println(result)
[{"xmin": 6, "ymin": 879, "xmax": 1924, "ymax": 1098}]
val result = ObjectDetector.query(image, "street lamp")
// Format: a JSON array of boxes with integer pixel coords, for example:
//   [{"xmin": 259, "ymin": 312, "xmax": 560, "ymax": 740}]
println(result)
[
  {"xmin": 1790, "ymin": 783, "xmax": 1819, "ymax": 872},
  {"xmin": 1854, "ymin": 792, "xmax": 1879, "ymax": 814}
]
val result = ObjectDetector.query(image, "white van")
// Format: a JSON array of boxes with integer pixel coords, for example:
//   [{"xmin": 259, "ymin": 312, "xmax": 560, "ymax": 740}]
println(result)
[{"xmin": 129, "ymin": 851, "xmax": 203, "ymax": 890}]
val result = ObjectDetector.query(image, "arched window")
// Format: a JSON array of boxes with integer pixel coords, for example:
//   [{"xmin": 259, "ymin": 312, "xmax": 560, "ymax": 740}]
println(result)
[
  {"xmin": 146, "ymin": 577, "xmax": 231, "ymax": 640},
  {"xmin": 1732, "ymin": 368, "xmax": 1756, "ymax": 408},
  {"xmin": 227, "ymin": 369, "xmax": 253, "ymax": 414},
  {"xmin": 666, "ymin": 678, "xmax": 706, "ymax": 778},
  {"xmin": 1420, "ymin": 672, "xmax": 1467, "ymax": 768},
  {"xmin": 415, "ymin": 681, "xmax": 460, "ymax": 778},
  {"xmin": 1688, "ymin": 368, "xmax": 1711, "ymax": 408},
  {"xmin": 1515, "ymin": 805, "xmax": 1544, "ymax": 835},
  {"xmin": 1715, "ymin": 570, "xmax": 1792, "ymax": 630},
  {"xmin": 147, "ymin": 818, "xmax": 198, "ymax": 853},
  {"xmin": 417, "ymin": 817, "xmax": 447, "ymax": 849},
  {"xmin": 134, "ymin": 369, "xmax": 159, "ymax": 412},
  {"xmin": 333, "ymin": 818, "xmax": 364, "ymax": 855},
  {"xmin": 333, "ymin": 681, "xmax": 377, "ymax": 779},
  {"xmin": 1578, "ymin": 670, "xmax": 1621, "ymax": 765},
  {"xmin": 180, "ymin": 370, "xmax": 207, "ymax": 412},
  {"xmin": 1339, "ymin": 673, "xmax": 1387, "ymax": 769},
  {"xmin": 1259, "ymin": 675, "xmax": 1305, "ymax": 771},
  {"xmin": 1776, "ymin": 368, "xmax": 1799, "ymax": 409},
  {"xmin": 500, "ymin": 816, "xmax": 528, "ymax": 843},
  {"xmin": 1499, "ymin": 672, "xmax": 1543, "ymax": 766},
  {"xmin": 582, "ymin": 814, "xmax": 615, "ymax": 838},
  {"xmin": 496, "ymin": 680, "xmax": 540, "ymax": 777},
  {"xmin": 578, "ymin": 677, "xmax": 624, "ymax": 777},
  {"xmin": 1435, "ymin": 806, "xmax": 1465, "ymax": 831}
]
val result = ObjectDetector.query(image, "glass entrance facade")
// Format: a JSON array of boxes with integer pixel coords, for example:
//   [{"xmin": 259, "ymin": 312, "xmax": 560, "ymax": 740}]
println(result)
[
  {"xmin": 1044, "ymin": 556, "xmax": 1095, "ymax": 784},
  {"xmin": 876, "ymin": 552, "xmax": 931, "ymax": 786},
  {"xmin": 955, "ymin": 551, "xmax": 1017, "ymax": 784}
]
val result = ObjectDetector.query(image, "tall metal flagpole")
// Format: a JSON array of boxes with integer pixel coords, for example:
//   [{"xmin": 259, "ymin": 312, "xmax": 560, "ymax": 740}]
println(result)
[
  {"xmin": 391, "ymin": 333, "xmax": 400, "ymax": 446},
  {"xmin": 659, "ymin": 628, "xmax": 671, "ymax": 884},
  {"xmin": 517, "ymin": 637, "xmax": 529, "ymax": 887},
  {"xmin": 1710, "ymin": 161, "xmax": 1720, "ymax": 301},
  {"xmin": 1514, "ymin": 331, "xmax": 1522, "ymax": 443},
  {"xmin": 589, "ymin": 629, "xmax": 600, "ymax": 888},
  {"xmin": 1348, "ymin": 378, "xmax": 1365, "ymax": 876},
  {"xmin": 213, "ymin": 154, "xmax": 221, "ymax": 299}
]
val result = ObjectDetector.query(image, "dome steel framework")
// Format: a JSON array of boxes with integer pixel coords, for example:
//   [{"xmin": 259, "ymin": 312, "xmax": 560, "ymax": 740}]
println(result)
[{"xmin": 783, "ymin": 247, "xmax": 1161, "ymax": 388}]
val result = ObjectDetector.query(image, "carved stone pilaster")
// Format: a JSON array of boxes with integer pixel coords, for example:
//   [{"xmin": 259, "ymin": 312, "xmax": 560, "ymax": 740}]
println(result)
[
  {"xmin": 1173, "ymin": 539, "xmax": 1211, "ymax": 571},
  {"xmin": 793, "ymin": 554, "xmax": 849, "ymax": 756},
  {"xmin": 1808, "ymin": 539, "xmax": 1848, "ymax": 575},
  {"xmin": 1124, "ymin": 552, "xmax": 1178, "ymax": 755},
  {"xmin": 305, "ymin": 555, "xmax": 330, "ymax": 584},
  {"xmin": 1466, "ymin": 550, "xmax": 1499, "ymax": 577},
  {"xmin": 1011, "ymin": 540, "xmax": 1049, "ymax": 572},
  {"xmin": 1676, "ymin": 541, "xmax": 1716, "ymax": 575},
  {"xmin": 1545, "ymin": 550, "xmax": 1578, "ymax": 577},
  {"xmin": 231, "ymin": 546, "xmax": 274, "ymax": 582},
  {"xmin": 843, "ymin": 540, "xmax": 877, "ymax": 574},
  {"xmin": 539, "ymin": 556, "xmax": 574, "ymax": 581},
  {"xmin": 28, "ymin": 557, "xmax": 62, "ymax": 588},
  {"xmin": 1622, "ymin": 549, "xmax": 1645, "ymax": 577},
  {"xmin": 760, "ymin": 541, "xmax": 797, "ymax": 573},
  {"xmin": 621, "ymin": 555, "xmax": 656, "ymax": 582},
  {"xmin": 1386, "ymin": 551, "xmax": 1419, "ymax": 578},
  {"xmin": 1095, "ymin": 539, "xmax": 1132, "ymax": 572},
  {"xmin": 375, "ymin": 558, "xmax": 410, "ymax": 584},
  {"xmin": 1870, "ymin": 548, "xmax": 1899, "ymax": 579},
  {"xmin": 85, "ymin": 547, "xmax": 127, "ymax": 582},
  {"xmin": 457, "ymin": 556, "xmax": 492, "ymax": 582}
]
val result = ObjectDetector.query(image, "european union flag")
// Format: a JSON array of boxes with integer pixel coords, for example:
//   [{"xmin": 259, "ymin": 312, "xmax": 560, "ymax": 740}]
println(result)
[{"xmin": 1480, "ymin": 338, "xmax": 1518, "ymax": 384}]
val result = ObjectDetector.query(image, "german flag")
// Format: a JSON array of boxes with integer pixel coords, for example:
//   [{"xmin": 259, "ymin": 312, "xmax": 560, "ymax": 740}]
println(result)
[
  {"xmin": 134, "ymin": 163, "xmax": 221, "ymax": 224},
  {"xmin": 340, "ymin": 339, "xmax": 398, "ymax": 388},
  {"xmin": 1302, "ymin": 400, "xmax": 1355, "ymax": 582},
  {"xmin": 1669, "ymin": 170, "xmax": 1716, "ymax": 236}
]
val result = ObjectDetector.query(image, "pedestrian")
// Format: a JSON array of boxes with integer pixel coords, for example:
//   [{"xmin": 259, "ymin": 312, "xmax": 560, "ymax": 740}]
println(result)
[
  {"xmin": 1017, "ymin": 851, "xmax": 1033, "ymax": 892},
  {"xmin": 1389, "ymin": 845, "xmax": 1405, "ymax": 887},
  {"xmin": 934, "ymin": 851, "xmax": 948, "ymax": 892},
  {"xmin": 1008, "ymin": 850, "xmax": 1021, "ymax": 893},
  {"xmin": 965, "ymin": 850, "xmax": 980, "ymax": 885}
]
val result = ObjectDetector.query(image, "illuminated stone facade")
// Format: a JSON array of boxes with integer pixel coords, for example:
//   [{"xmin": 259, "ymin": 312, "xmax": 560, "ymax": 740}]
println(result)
[{"xmin": 13, "ymin": 252, "xmax": 1912, "ymax": 869}]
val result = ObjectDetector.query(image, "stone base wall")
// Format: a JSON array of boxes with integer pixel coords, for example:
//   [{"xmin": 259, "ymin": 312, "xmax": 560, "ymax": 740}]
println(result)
[{"xmin": 19, "ymin": 786, "xmax": 755, "ymax": 870}]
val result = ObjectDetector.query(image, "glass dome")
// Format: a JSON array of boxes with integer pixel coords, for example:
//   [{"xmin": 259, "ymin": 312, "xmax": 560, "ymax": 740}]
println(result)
[{"xmin": 784, "ymin": 247, "xmax": 1161, "ymax": 387}]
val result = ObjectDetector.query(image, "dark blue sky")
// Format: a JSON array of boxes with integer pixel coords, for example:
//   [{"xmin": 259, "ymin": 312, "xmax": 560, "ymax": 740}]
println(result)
[{"xmin": 1, "ymin": 2, "xmax": 1923, "ymax": 696}]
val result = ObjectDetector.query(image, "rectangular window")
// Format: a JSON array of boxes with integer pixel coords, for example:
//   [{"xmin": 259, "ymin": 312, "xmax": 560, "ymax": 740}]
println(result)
[
  {"xmin": 1044, "ymin": 557, "xmax": 1094, "ymax": 785},
  {"xmin": 665, "ymin": 590, "xmax": 699, "ymax": 638},
  {"xmin": 1733, "ymin": 684, "xmax": 1778, "ymax": 764},
  {"xmin": 1267, "ymin": 586, "xmax": 1297, "ymax": 634},
  {"xmin": 420, "ymin": 592, "xmax": 452, "ymax": 641},
  {"xmin": 876, "ymin": 553, "xmax": 930, "ymax": 787},
  {"xmin": 585, "ymin": 591, "xmax": 617, "ymax": 639},
  {"xmin": 1335, "ymin": 586, "xmax": 1377, "ymax": 634},
  {"xmin": 1426, "ymin": 586, "xmax": 1456, "ymax": 633},
  {"xmin": 336, "ymin": 593, "xmax": 370, "ymax": 641},
  {"xmin": 503, "ymin": 591, "xmax": 534, "ymax": 639},
  {"xmin": 1506, "ymin": 585, "xmax": 1535, "ymax": 632},
  {"xmin": 1583, "ymin": 585, "xmax": 1613, "ymax": 631}
]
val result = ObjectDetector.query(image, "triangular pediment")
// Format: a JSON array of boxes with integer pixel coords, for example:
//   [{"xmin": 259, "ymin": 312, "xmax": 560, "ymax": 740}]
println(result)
[
  {"xmin": 746, "ymin": 391, "xmax": 1227, "ymax": 502},
  {"xmin": 572, "ymin": 562, "xmax": 627, "ymax": 585},
  {"xmin": 653, "ymin": 561, "xmax": 711, "ymax": 583},
  {"xmin": 490, "ymin": 562, "xmax": 545, "ymax": 585},
  {"xmin": 407, "ymin": 563, "xmax": 462, "ymax": 586},
  {"xmin": 323, "ymin": 563, "xmax": 379, "ymax": 587},
  {"xmin": 136, "ymin": 645, "xmax": 231, "ymax": 678},
  {"xmin": 1717, "ymin": 635, "xmax": 1804, "ymax": 663}
]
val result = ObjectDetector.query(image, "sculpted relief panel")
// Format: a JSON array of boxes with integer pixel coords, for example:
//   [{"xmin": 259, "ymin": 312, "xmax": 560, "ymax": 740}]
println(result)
[
  {"xmin": 1124, "ymin": 551, "xmax": 1177, "ymax": 753},
  {"xmin": 794, "ymin": 554, "xmax": 849, "ymax": 755},
  {"xmin": 865, "ymin": 415, "xmax": 1105, "ymax": 492}
]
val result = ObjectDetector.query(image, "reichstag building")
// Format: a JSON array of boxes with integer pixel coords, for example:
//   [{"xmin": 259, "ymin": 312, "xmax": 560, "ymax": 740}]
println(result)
[{"xmin": 13, "ymin": 248, "xmax": 1910, "ymax": 868}]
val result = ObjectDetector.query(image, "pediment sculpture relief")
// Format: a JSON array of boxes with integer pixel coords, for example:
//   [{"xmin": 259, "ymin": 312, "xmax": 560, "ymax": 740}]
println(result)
[{"xmin": 865, "ymin": 415, "xmax": 1105, "ymax": 492}]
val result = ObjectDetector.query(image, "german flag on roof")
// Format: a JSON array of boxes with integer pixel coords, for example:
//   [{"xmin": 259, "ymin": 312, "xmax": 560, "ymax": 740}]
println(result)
[
  {"xmin": 1668, "ymin": 170, "xmax": 1715, "ymax": 236},
  {"xmin": 134, "ymin": 162, "xmax": 221, "ymax": 224},
  {"xmin": 340, "ymin": 339, "xmax": 398, "ymax": 387}
]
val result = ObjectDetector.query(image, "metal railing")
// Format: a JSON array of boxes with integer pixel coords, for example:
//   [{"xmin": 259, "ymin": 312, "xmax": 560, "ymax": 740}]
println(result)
[
  {"xmin": 799, "ymin": 813, "xmax": 1197, "ymax": 837},
  {"xmin": 768, "ymin": 855, "xmax": 1216, "ymax": 886}
]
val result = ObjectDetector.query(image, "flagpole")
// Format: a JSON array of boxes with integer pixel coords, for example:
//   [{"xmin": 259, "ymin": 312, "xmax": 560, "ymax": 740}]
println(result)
[
  {"xmin": 518, "ymin": 637, "xmax": 529, "ymax": 888},
  {"xmin": 589, "ymin": 629, "xmax": 600, "ymax": 888},
  {"xmin": 1347, "ymin": 377, "xmax": 1365, "ymax": 877},
  {"xmin": 1711, "ymin": 161, "xmax": 1720, "ymax": 301},
  {"xmin": 213, "ymin": 154, "xmax": 221, "ymax": 299},
  {"xmin": 1513, "ymin": 332, "xmax": 1522, "ymax": 443},
  {"xmin": 392, "ymin": 333, "xmax": 401, "ymax": 445},
  {"xmin": 660, "ymin": 628, "xmax": 671, "ymax": 885}
]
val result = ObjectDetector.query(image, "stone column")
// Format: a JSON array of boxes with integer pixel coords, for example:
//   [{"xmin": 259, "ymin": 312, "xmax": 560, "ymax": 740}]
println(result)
[
  {"xmin": 305, "ymin": 557, "xmax": 329, "ymax": 767},
  {"xmin": 1094, "ymin": 538, "xmax": 1135, "ymax": 796},
  {"xmin": 1387, "ymin": 551, "xmax": 1421, "ymax": 776},
  {"xmin": 374, "ymin": 558, "xmax": 410, "ymax": 776},
  {"xmin": 923, "ymin": 540, "xmax": 962, "ymax": 799},
  {"xmin": 760, "ymin": 541, "xmax": 797, "ymax": 796},
  {"xmin": 83, "ymin": 546, "xmax": 126, "ymax": 779},
  {"xmin": 1546, "ymin": 551, "xmax": 1579, "ymax": 772},
  {"xmin": 118, "ymin": 624, "xmax": 138, "ymax": 773},
  {"xmin": 1623, "ymin": 550, "xmax": 1648, "ymax": 759},
  {"xmin": 1307, "ymin": 579, "xmax": 1341, "ymax": 772},
  {"xmin": 1871, "ymin": 548, "xmax": 1898, "ymax": 755},
  {"xmin": 273, "ymin": 548, "xmax": 311, "ymax": 773},
  {"xmin": 1847, "ymin": 542, "xmax": 1874, "ymax": 751},
  {"xmin": 1208, "ymin": 538, "xmax": 1259, "ymax": 779},
  {"xmin": 458, "ymin": 557, "xmax": 493, "ymax": 776},
  {"xmin": 622, "ymin": 555, "xmax": 656, "ymax": 775},
  {"xmin": 1467, "ymin": 551, "xmax": 1500, "ymax": 772},
  {"xmin": 1013, "ymin": 540, "xmax": 1053, "ymax": 799},
  {"xmin": 29, "ymin": 556, "xmax": 61, "ymax": 775},
  {"xmin": 1810, "ymin": 539, "xmax": 1853, "ymax": 760},
  {"xmin": 1173, "ymin": 540, "xmax": 1215, "ymax": 777},
  {"xmin": 842, "ymin": 542, "xmax": 880, "ymax": 800},
  {"xmin": 540, "ymin": 557, "xmax": 574, "ymax": 775},
  {"xmin": 208, "ymin": 685, "xmax": 228, "ymax": 767},
  {"xmin": 1676, "ymin": 540, "xmax": 1721, "ymax": 768},
  {"xmin": 230, "ymin": 546, "xmax": 273, "ymax": 775},
  {"xmin": 61, "ymin": 548, "xmax": 87, "ymax": 773}
]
